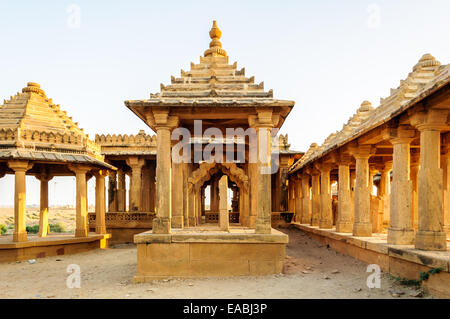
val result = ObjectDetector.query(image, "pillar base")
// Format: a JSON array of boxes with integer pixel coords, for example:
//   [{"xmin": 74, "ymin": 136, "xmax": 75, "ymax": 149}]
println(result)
[
  {"xmin": 387, "ymin": 227, "xmax": 415, "ymax": 245},
  {"xmin": 255, "ymin": 223, "xmax": 272, "ymax": 234},
  {"xmin": 188, "ymin": 217, "xmax": 196, "ymax": 227},
  {"xmin": 311, "ymin": 218, "xmax": 320, "ymax": 227},
  {"xmin": 13, "ymin": 231, "xmax": 27, "ymax": 242},
  {"xmin": 336, "ymin": 221, "xmax": 353, "ymax": 233},
  {"xmin": 443, "ymin": 226, "xmax": 450, "ymax": 237},
  {"xmin": 353, "ymin": 223, "xmax": 372, "ymax": 237},
  {"xmin": 301, "ymin": 217, "xmax": 311, "ymax": 225},
  {"xmin": 319, "ymin": 220, "xmax": 332, "ymax": 229},
  {"xmin": 171, "ymin": 216, "xmax": 184, "ymax": 229},
  {"xmin": 248, "ymin": 216, "xmax": 256, "ymax": 228},
  {"xmin": 415, "ymin": 230, "xmax": 447, "ymax": 251},
  {"xmin": 153, "ymin": 217, "xmax": 171, "ymax": 234},
  {"xmin": 95, "ymin": 226, "xmax": 107, "ymax": 235},
  {"xmin": 75, "ymin": 229, "xmax": 88, "ymax": 237}
]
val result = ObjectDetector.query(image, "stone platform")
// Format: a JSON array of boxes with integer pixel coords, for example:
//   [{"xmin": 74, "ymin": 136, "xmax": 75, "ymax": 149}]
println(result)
[
  {"xmin": 133, "ymin": 225, "xmax": 288, "ymax": 282},
  {"xmin": 0, "ymin": 233, "xmax": 111, "ymax": 263},
  {"xmin": 292, "ymin": 223, "xmax": 450, "ymax": 298}
]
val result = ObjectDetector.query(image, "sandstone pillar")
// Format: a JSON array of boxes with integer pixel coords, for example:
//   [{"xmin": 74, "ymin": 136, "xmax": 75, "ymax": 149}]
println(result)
[
  {"xmin": 36, "ymin": 173, "xmax": 53, "ymax": 237},
  {"xmin": 171, "ymin": 162, "xmax": 184, "ymax": 228},
  {"xmin": 311, "ymin": 171, "xmax": 321, "ymax": 226},
  {"xmin": 379, "ymin": 163, "xmax": 392, "ymax": 230},
  {"xmin": 443, "ymin": 149, "xmax": 450, "ymax": 236},
  {"xmin": 126, "ymin": 157, "xmax": 145, "ymax": 212},
  {"xmin": 94, "ymin": 170, "xmax": 107, "ymax": 234},
  {"xmin": 219, "ymin": 175, "xmax": 229, "ymax": 231},
  {"xmin": 153, "ymin": 123, "xmax": 174, "ymax": 233},
  {"xmin": 336, "ymin": 163, "xmax": 352, "ymax": 233},
  {"xmin": 149, "ymin": 163, "xmax": 156, "ymax": 212},
  {"xmin": 288, "ymin": 177, "xmax": 295, "ymax": 213},
  {"xmin": 415, "ymin": 122, "xmax": 446, "ymax": 250},
  {"xmin": 117, "ymin": 169, "xmax": 126, "ymax": 212},
  {"xmin": 248, "ymin": 145, "xmax": 258, "ymax": 228},
  {"xmin": 388, "ymin": 137, "xmax": 414, "ymax": 244},
  {"xmin": 318, "ymin": 164, "xmax": 333, "ymax": 229},
  {"xmin": 410, "ymin": 160, "xmax": 419, "ymax": 230},
  {"xmin": 108, "ymin": 170, "xmax": 117, "ymax": 212},
  {"xmin": 141, "ymin": 166, "xmax": 151, "ymax": 212},
  {"xmin": 301, "ymin": 173, "xmax": 311, "ymax": 224},
  {"xmin": 294, "ymin": 175, "xmax": 302, "ymax": 223},
  {"xmin": 70, "ymin": 165, "xmax": 90, "ymax": 238},
  {"xmin": 8, "ymin": 161, "xmax": 31, "ymax": 242},
  {"xmin": 255, "ymin": 125, "xmax": 273, "ymax": 234},
  {"xmin": 352, "ymin": 148, "xmax": 372, "ymax": 237}
]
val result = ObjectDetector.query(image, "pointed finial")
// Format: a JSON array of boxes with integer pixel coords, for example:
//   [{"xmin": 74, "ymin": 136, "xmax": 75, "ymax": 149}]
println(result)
[
  {"xmin": 204, "ymin": 20, "xmax": 227, "ymax": 57},
  {"xmin": 22, "ymin": 82, "xmax": 46, "ymax": 98}
]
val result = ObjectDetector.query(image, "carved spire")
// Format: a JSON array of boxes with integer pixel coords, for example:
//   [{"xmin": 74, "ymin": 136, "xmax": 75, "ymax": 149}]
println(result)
[{"xmin": 204, "ymin": 20, "xmax": 227, "ymax": 58}]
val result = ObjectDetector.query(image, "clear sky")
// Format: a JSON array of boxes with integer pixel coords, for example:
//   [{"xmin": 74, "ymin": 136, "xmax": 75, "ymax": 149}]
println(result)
[{"xmin": 0, "ymin": 0, "xmax": 449, "ymax": 206}]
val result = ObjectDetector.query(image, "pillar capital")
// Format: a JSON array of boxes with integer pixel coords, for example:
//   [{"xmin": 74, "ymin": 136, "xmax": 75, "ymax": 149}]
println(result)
[
  {"xmin": 68, "ymin": 164, "xmax": 91, "ymax": 175},
  {"xmin": 93, "ymin": 169, "xmax": 109, "ymax": 178},
  {"xmin": 349, "ymin": 144, "xmax": 375, "ymax": 160},
  {"xmin": 314, "ymin": 162, "xmax": 333, "ymax": 174},
  {"xmin": 8, "ymin": 160, "xmax": 32, "ymax": 172},
  {"xmin": 146, "ymin": 109, "xmax": 179, "ymax": 131},
  {"xmin": 126, "ymin": 156, "xmax": 146, "ymax": 169},
  {"xmin": 409, "ymin": 108, "xmax": 449, "ymax": 131}
]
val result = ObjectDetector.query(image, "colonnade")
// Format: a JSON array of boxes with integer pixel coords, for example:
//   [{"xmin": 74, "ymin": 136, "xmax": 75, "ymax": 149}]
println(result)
[
  {"xmin": 3, "ymin": 161, "xmax": 108, "ymax": 242},
  {"xmin": 290, "ymin": 123, "xmax": 450, "ymax": 251}
]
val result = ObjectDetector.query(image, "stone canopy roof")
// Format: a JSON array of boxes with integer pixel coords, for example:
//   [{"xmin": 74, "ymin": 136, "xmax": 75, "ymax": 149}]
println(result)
[
  {"xmin": 0, "ymin": 82, "xmax": 114, "ymax": 169},
  {"xmin": 290, "ymin": 54, "xmax": 450, "ymax": 174},
  {"xmin": 125, "ymin": 21, "xmax": 295, "ymax": 130}
]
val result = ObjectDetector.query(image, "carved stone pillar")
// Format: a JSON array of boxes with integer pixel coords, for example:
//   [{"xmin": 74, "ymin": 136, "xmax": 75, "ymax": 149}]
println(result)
[
  {"xmin": 318, "ymin": 164, "xmax": 333, "ymax": 229},
  {"xmin": 410, "ymin": 158, "xmax": 419, "ymax": 230},
  {"xmin": 171, "ymin": 161, "xmax": 184, "ymax": 228},
  {"xmin": 36, "ymin": 172, "xmax": 53, "ymax": 237},
  {"xmin": 379, "ymin": 163, "xmax": 392, "ymax": 230},
  {"xmin": 117, "ymin": 169, "xmax": 126, "ymax": 212},
  {"xmin": 94, "ymin": 170, "xmax": 107, "ymax": 234},
  {"xmin": 336, "ymin": 162, "xmax": 352, "ymax": 233},
  {"xmin": 219, "ymin": 175, "xmax": 229, "ymax": 231},
  {"xmin": 443, "ymin": 147, "xmax": 450, "ymax": 236},
  {"xmin": 311, "ymin": 170, "xmax": 321, "ymax": 226},
  {"xmin": 411, "ymin": 109, "xmax": 448, "ymax": 250},
  {"xmin": 126, "ymin": 157, "xmax": 145, "ymax": 212},
  {"xmin": 301, "ymin": 173, "xmax": 311, "ymax": 224},
  {"xmin": 108, "ymin": 170, "xmax": 117, "ymax": 212},
  {"xmin": 388, "ymin": 134, "xmax": 415, "ymax": 245},
  {"xmin": 152, "ymin": 112, "xmax": 178, "ymax": 233},
  {"xmin": 352, "ymin": 147, "xmax": 372, "ymax": 237},
  {"xmin": 294, "ymin": 175, "xmax": 302, "ymax": 223},
  {"xmin": 69, "ymin": 165, "xmax": 90, "ymax": 238},
  {"xmin": 254, "ymin": 119, "xmax": 273, "ymax": 234},
  {"xmin": 8, "ymin": 161, "xmax": 32, "ymax": 242}
]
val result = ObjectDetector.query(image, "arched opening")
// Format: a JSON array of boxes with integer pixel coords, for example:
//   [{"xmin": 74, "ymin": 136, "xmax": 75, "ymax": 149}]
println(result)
[{"xmin": 187, "ymin": 162, "xmax": 249, "ymax": 227}]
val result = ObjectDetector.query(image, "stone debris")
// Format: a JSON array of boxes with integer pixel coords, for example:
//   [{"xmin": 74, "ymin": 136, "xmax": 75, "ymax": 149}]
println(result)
[{"xmin": 331, "ymin": 269, "xmax": 339, "ymax": 274}]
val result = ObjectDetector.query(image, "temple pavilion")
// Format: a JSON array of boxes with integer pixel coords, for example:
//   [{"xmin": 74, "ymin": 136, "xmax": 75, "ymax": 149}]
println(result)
[
  {"xmin": 0, "ymin": 82, "xmax": 112, "ymax": 260},
  {"xmin": 124, "ymin": 21, "xmax": 295, "ymax": 280}
]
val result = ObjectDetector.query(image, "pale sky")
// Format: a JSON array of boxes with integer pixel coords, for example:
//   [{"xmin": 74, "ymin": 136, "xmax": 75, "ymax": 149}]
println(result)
[{"xmin": 0, "ymin": 0, "xmax": 449, "ymax": 206}]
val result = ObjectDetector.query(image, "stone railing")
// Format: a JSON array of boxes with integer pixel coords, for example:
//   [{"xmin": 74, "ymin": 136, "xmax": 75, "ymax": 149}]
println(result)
[
  {"xmin": 205, "ymin": 212, "xmax": 240, "ymax": 223},
  {"xmin": 88, "ymin": 212, "xmax": 155, "ymax": 229}
]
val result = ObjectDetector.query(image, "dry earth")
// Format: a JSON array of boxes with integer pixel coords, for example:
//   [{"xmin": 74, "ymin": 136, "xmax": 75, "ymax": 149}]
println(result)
[{"xmin": 0, "ymin": 226, "xmax": 432, "ymax": 299}]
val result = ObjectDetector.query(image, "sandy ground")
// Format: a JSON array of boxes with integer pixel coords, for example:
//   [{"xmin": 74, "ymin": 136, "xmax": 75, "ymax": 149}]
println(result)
[{"xmin": 0, "ymin": 226, "xmax": 432, "ymax": 299}]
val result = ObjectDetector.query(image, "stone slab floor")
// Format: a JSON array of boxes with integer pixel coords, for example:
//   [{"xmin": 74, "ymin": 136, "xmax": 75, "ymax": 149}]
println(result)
[{"xmin": 0, "ymin": 226, "xmax": 435, "ymax": 299}]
